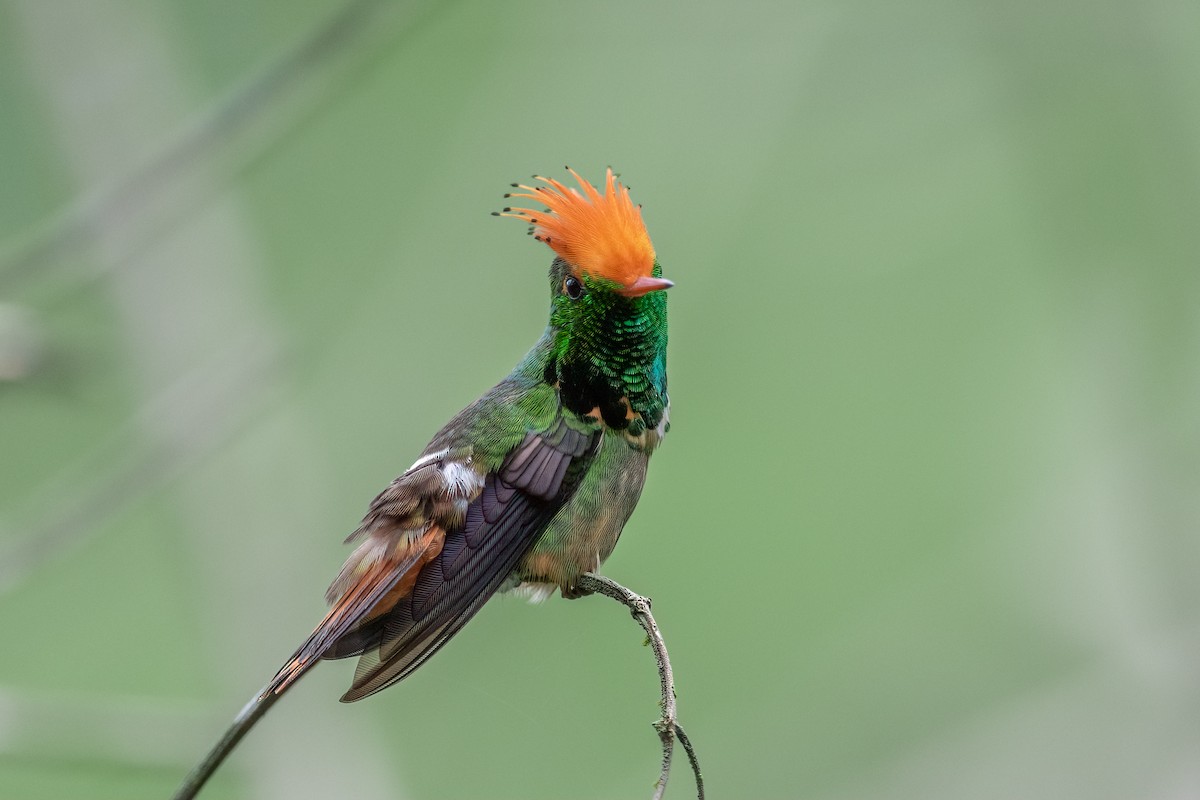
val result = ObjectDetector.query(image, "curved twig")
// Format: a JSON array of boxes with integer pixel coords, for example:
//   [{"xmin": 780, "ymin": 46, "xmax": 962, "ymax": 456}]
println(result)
[
  {"xmin": 574, "ymin": 573, "xmax": 704, "ymax": 800},
  {"xmin": 673, "ymin": 723, "xmax": 704, "ymax": 798}
]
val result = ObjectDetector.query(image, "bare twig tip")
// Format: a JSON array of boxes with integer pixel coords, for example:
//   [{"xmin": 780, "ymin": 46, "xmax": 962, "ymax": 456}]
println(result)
[{"xmin": 575, "ymin": 573, "xmax": 703, "ymax": 800}]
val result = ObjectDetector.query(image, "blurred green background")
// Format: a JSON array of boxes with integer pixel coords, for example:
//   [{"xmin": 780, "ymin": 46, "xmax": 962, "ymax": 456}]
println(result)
[{"xmin": 1, "ymin": 1, "xmax": 1198, "ymax": 798}]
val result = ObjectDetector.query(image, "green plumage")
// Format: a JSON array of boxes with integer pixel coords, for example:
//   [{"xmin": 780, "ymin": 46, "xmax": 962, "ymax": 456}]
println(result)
[
  {"xmin": 421, "ymin": 255, "xmax": 670, "ymax": 595},
  {"xmin": 171, "ymin": 169, "xmax": 672, "ymax": 800},
  {"xmin": 297, "ymin": 248, "xmax": 673, "ymax": 699}
]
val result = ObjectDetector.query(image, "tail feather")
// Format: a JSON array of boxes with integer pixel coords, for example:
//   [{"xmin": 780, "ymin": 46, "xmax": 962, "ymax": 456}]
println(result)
[
  {"xmin": 171, "ymin": 681, "xmax": 280, "ymax": 800},
  {"xmin": 172, "ymin": 528, "xmax": 443, "ymax": 800},
  {"xmin": 269, "ymin": 525, "xmax": 445, "ymax": 694}
]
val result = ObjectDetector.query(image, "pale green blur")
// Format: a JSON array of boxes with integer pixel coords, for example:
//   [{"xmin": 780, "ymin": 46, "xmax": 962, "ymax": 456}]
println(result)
[{"xmin": 1, "ymin": 1, "xmax": 1197, "ymax": 799}]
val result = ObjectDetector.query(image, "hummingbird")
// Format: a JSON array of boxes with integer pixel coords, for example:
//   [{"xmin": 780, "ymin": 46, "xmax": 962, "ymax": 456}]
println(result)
[{"xmin": 175, "ymin": 167, "xmax": 671, "ymax": 798}]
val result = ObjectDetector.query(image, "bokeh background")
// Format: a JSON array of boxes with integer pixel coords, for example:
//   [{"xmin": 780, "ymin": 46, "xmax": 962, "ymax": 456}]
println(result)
[{"xmin": 1, "ymin": 1, "xmax": 1198, "ymax": 798}]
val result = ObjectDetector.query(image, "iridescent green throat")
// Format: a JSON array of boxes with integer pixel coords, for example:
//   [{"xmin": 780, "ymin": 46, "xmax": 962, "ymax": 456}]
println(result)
[{"xmin": 544, "ymin": 269, "xmax": 668, "ymax": 434}]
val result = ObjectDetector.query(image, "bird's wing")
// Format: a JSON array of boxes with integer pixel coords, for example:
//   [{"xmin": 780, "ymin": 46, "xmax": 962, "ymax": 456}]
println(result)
[
  {"xmin": 339, "ymin": 413, "xmax": 598, "ymax": 701},
  {"xmin": 267, "ymin": 448, "xmax": 483, "ymax": 694},
  {"xmin": 268, "ymin": 411, "xmax": 598, "ymax": 700}
]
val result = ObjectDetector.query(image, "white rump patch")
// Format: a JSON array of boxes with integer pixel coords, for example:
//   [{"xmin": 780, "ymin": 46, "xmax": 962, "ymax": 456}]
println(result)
[
  {"xmin": 510, "ymin": 581, "xmax": 557, "ymax": 604},
  {"xmin": 441, "ymin": 460, "xmax": 483, "ymax": 498}
]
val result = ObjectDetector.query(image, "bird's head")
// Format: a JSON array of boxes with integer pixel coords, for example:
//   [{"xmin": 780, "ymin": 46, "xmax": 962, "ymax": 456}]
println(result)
[
  {"xmin": 499, "ymin": 168, "xmax": 670, "ymax": 429},
  {"xmin": 501, "ymin": 165, "xmax": 671, "ymax": 303}
]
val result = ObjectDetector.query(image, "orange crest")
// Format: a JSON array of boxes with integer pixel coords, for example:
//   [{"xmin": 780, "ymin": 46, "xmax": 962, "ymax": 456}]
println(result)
[{"xmin": 501, "ymin": 168, "xmax": 655, "ymax": 287}]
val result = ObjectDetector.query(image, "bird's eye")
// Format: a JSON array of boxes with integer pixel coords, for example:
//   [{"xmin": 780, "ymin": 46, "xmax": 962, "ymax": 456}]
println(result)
[{"xmin": 563, "ymin": 275, "xmax": 584, "ymax": 300}]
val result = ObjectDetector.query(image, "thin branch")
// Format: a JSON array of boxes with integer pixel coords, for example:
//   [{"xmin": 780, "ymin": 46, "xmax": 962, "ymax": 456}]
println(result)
[
  {"xmin": 673, "ymin": 723, "xmax": 704, "ymax": 799},
  {"xmin": 574, "ymin": 573, "xmax": 704, "ymax": 800}
]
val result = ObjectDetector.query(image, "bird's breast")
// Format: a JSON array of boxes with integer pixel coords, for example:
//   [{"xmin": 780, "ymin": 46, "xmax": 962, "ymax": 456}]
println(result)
[{"xmin": 513, "ymin": 425, "xmax": 655, "ymax": 597}]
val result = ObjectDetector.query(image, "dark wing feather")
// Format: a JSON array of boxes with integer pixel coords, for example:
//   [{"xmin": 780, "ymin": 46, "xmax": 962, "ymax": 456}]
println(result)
[
  {"xmin": 338, "ymin": 417, "xmax": 598, "ymax": 702},
  {"xmin": 268, "ymin": 527, "xmax": 441, "ymax": 694}
]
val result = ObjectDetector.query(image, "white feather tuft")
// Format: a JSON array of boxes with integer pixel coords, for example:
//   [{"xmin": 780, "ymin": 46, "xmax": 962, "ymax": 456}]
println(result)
[
  {"xmin": 407, "ymin": 448, "xmax": 448, "ymax": 473},
  {"xmin": 441, "ymin": 460, "xmax": 483, "ymax": 498},
  {"xmin": 510, "ymin": 581, "xmax": 558, "ymax": 604}
]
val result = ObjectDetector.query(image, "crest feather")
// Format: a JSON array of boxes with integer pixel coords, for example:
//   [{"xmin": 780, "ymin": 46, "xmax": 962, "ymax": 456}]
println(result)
[{"xmin": 501, "ymin": 168, "xmax": 655, "ymax": 287}]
